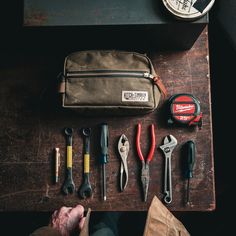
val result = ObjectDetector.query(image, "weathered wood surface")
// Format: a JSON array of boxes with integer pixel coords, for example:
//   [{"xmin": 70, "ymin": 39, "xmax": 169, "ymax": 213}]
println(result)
[{"xmin": 0, "ymin": 28, "xmax": 215, "ymax": 211}]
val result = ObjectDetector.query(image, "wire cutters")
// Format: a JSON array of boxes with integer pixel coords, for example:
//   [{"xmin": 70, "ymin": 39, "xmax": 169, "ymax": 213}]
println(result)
[
  {"xmin": 136, "ymin": 123, "xmax": 156, "ymax": 202},
  {"xmin": 118, "ymin": 134, "xmax": 129, "ymax": 191}
]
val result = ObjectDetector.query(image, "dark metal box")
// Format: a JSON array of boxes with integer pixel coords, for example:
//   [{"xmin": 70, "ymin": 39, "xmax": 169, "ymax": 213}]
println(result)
[{"xmin": 24, "ymin": 0, "xmax": 208, "ymax": 50}]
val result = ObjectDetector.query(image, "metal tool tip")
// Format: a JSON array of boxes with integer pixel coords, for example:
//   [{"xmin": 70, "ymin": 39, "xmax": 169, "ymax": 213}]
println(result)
[{"xmin": 144, "ymin": 192, "xmax": 148, "ymax": 202}]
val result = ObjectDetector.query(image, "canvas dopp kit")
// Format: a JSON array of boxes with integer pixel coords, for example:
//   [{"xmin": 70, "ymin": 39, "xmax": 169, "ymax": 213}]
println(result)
[{"xmin": 58, "ymin": 50, "xmax": 167, "ymax": 115}]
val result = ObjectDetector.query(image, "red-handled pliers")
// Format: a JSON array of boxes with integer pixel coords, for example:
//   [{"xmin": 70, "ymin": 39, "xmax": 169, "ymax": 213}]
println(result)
[{"xmin": 136, "ymin": 123, "xmax": 156, "ymax": 202}]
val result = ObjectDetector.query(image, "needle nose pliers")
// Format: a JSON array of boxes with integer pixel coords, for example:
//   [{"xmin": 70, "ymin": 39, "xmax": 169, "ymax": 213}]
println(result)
[{"xmin": 136, "ymin": 123, "xmax": 156, "ymax": 202}]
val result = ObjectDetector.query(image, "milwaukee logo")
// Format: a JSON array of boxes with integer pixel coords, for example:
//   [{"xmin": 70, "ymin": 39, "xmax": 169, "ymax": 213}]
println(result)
[{"xmin": 174, "ymin": 104, "xmax": 195, "ymax": 113}]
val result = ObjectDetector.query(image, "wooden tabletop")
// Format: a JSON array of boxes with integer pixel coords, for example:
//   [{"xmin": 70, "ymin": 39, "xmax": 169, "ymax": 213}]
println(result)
[{"xmin": 0, "ymin": 27, "xmax": 215, "ymax": 212}]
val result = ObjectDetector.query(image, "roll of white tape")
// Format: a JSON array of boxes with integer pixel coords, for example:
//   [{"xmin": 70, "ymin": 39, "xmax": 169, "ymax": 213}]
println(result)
[{"xmin": 162, "ymin": 0, "xmax": 215, "ymax": 20}]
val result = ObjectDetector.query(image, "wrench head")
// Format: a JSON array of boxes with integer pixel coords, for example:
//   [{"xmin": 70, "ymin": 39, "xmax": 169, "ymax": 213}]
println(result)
[
  {"xmin": 160, "ymin": 135, "xmax": 177, "ymax": 153},
  {"xmin": 78, "ymin": 184, "xmax": 92, "ymax": 199},
  {"xmin": 64, "ymin": 127, "xmax": 73, "ymax": 136},
  {"xmin": 164, "ymin": 191, "xmax": 172, "ymax": 204},
  {"xmin": 164, "ymin": 135, "xmax": 177, "ymax": 145},
  {"xmin": 62, "ymin": 181, "xmax": 75, "ymax": 195},
  {"xmin": 82, "ymin": 128, "xmax": 91, "ymax": 137}
]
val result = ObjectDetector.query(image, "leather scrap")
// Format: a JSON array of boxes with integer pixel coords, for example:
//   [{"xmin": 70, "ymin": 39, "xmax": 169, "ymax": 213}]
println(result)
[
  {"xmin": 79, "ymin": 208, "xmax": 91, "ymax": 236},
  {"xmin": 143, "ymin": 196, "xmax": 190, "ymax": 236}
]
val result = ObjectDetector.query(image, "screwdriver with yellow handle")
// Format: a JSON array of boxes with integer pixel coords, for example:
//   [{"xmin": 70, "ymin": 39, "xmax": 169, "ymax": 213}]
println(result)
[{"xmin": 185, "ymin": 140, "xmax": 196, "ymax": 206}]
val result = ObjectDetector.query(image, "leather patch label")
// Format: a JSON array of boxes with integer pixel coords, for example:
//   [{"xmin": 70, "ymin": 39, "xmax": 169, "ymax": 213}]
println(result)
[{"xmin": 122, "ymin": 91, "xmax": 148, "ymax": 102}]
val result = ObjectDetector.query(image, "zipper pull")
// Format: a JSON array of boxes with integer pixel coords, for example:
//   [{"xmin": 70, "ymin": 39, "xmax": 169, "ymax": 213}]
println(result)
[
  {"xmin": 144, "ymin": 72, "xmax": 154, "ymax": 79},
  {"xmin": 57, "ymin": 72, "xmax": 65, "ymax": 81},
  {"xmin": 144, "ymin": 73, "xmax": 167, "ymax": 99},
  {"xmin": 57, "ymin": 72, "xmax": 65, "ymax": 93}
]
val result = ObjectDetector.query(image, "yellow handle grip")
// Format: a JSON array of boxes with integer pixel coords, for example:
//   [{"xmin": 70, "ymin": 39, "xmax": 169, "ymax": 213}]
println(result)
[
  {"xmin": 67, "ymin": 146, "xmax": 72, "ymax": 168},
  {"xmin": 84, "ymin": 154, "xmax": 90, "ymax": 173}
]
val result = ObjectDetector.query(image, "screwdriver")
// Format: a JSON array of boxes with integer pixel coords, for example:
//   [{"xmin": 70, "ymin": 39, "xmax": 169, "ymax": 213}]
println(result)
[
  {"xmin": 185, "ymin": 140, "xmax": 196, "ymax": 206},
  {"xmin": 100, "ymin": 123, "xmax": 109, "ymax": 201}
]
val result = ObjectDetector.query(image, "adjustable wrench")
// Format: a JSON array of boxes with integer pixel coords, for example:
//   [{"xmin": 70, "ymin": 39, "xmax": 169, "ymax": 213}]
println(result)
[
  {"xmin": 159, "ymin": 135, "xmax": 177, "ymax": 204},
  {"xmin": 62, "ymin": 128, "xmax": 75, "ymax": 195}
]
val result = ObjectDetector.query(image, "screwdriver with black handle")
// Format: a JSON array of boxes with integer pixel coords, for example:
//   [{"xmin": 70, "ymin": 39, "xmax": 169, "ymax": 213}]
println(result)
[
  {"xmin": 185, "ymin": 140, "xmax": 196, "ymax": 206},
  {"xmin": 100, "ymin": 123, "xmax": 109, "ymax": 201}
]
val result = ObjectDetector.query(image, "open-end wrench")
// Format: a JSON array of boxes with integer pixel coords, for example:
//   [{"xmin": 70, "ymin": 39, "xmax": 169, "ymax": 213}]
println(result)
[
  {"xmin": 78, "ymin": 128, "xmax": 92, "ymax": 199},
  {"xmin": 159, "ymin": 135, "xmax": 177, "ymax": 204},
  {"xmin": 62, "ymin": 128, "xmax": 75, "ymax": 195}
]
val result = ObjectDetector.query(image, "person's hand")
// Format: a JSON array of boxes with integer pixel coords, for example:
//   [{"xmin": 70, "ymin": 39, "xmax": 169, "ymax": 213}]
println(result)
[{"xmin": 49, "ymin": 204, "xmax": 85, "ymax": 236}]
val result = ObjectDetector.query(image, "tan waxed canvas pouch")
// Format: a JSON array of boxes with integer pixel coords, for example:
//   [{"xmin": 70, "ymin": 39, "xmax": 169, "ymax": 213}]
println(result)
[{"xmin": 58, "ymin": 50, "xmax": 167, "ymax": 115}]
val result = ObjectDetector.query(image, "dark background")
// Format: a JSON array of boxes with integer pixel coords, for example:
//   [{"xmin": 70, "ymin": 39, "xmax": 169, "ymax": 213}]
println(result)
[{"xmin": 0, "ymin": 1, "xmax": 234, "ymax": 235}]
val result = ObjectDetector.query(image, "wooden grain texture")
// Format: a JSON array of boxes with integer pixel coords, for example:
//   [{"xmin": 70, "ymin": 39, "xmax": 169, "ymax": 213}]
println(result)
[{"xmin": 0, "ymin": 27, "xmax": 215, "ymax": 211}]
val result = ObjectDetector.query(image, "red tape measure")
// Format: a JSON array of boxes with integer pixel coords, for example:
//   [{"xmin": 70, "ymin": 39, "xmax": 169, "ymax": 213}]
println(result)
[{"xmin": 168, "ymin": 94, "xmax": 202, "ymax": 127}]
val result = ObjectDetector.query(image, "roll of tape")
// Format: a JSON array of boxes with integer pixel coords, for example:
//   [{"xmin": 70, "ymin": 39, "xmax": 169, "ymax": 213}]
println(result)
[{"xmin": 162, "ymin": 0, "xmax": 215, "ymax": 20}]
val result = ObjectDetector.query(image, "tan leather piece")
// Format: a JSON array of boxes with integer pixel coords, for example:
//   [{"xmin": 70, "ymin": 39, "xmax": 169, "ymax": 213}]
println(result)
[
  {"xmin": 153, "ymin": 76, "xmax": 167, "ymax": 100},
  {"xmin": 143, "ymin": 196, "xmax": 190, "ymax": 236},
  {"xmin": 58, "ymin": 81, "xmax": 65, "ymax": 93},
  {"xmin": 79, "ymin": 208, "xmax": 91, "ymax": 236}
]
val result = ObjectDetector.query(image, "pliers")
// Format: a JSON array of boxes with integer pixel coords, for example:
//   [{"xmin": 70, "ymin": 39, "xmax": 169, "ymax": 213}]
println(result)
[
  {"xmin": 118, "ymin": 134, "xmax": 129, "ymax": 191},
  {"xmin": 136, "ymin": 123, "xmax": 156, "ymax": 202}
]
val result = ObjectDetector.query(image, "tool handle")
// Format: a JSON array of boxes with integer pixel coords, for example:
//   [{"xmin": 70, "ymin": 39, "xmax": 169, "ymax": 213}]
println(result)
[
  {"xmin": 100, "ymin": 123, "xmax": 109, "ymax": 164},
  {"xmin": 84, "ymin": 154, "xmax": 90, "ymax": 173},
  {"xmin": 136, "ymin": 123, "xmax": 144, "ymax": 161},
  {"xmin": 147, "ymin": 124, "xmax": 155, "ymax": 162},
  {"xmin": 186, "ymin": 140, "xmax": 196, "ymax": 178},
  {"xmin": 67, "ymin": 145, "xmax": 72, "ymax": 168},
  {"xmin": 136, "ymin": 124, "xmax": 156, "ymax": 162}
]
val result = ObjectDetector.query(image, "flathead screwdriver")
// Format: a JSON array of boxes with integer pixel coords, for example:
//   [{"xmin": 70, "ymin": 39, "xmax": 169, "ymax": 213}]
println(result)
[
  {"xmin": 185, "ymin": 140, "xmax": 196, "ymax": 206},
  {"xmin": 100, "ymin": 123, "xmax": 109, "ymax": 201}
]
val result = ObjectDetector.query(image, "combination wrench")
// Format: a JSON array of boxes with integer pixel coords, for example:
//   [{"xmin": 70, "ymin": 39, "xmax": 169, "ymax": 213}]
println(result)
[
  {"xmin": 62, "ymin": 128, "xmax": 75, "ymax": 195},
  {"xmin": 78, "ymin": 128, "xmax": 92, "ymax": 199}
]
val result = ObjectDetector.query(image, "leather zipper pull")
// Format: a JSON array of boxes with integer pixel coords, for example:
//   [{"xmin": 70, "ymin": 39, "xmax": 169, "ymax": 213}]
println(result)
[
  {"xmin": 144, "ymin": 73, "xmax": 168, "ymax": 99},
  {"xmin": 57, "ymin": 72, "xmax": 65, "ymax": 93},
  {"xmin": 153, "ymin": 76, "xmax": 167, "ymax": 99}
]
